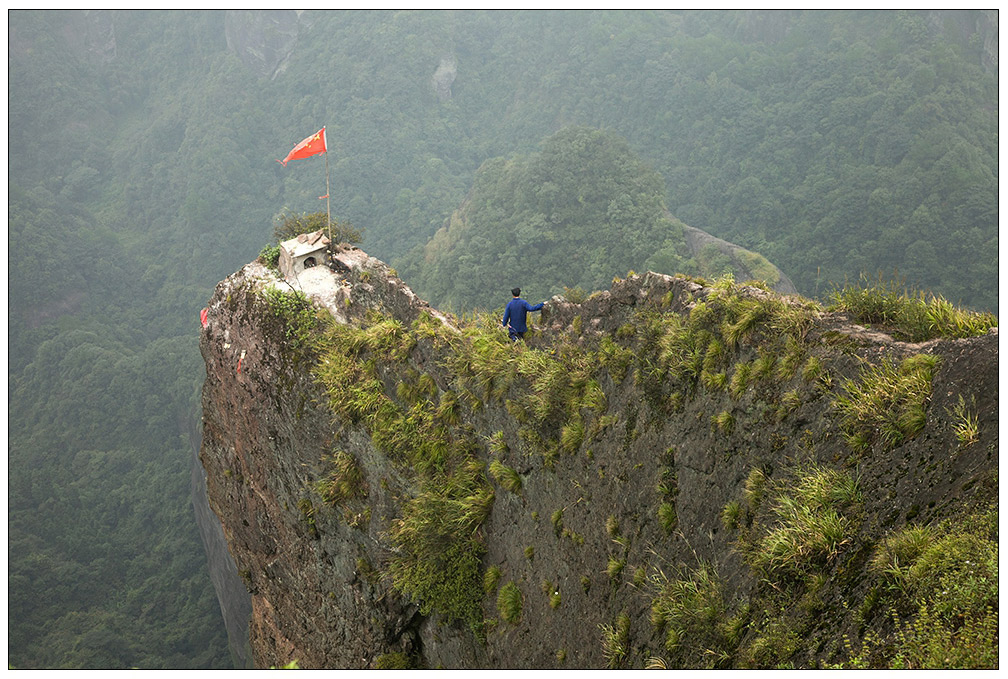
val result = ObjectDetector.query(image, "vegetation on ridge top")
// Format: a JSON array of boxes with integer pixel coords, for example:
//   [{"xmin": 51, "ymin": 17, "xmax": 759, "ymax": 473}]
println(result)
[{"xmin": 257, "ymin": 264, "xmax": 995, "ymax": 668}]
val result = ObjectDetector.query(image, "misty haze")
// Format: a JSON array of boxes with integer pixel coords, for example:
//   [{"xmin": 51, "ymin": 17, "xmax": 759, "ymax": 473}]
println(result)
[{"xmin": 8, "ymin": 10, "xmax": 998, "ymax": 669}]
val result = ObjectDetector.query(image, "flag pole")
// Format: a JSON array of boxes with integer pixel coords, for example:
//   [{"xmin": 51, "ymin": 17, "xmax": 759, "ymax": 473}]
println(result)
[
  {"xmin": 325, "ymin": 150, "xmax": 332, "ymax": 245},
  {"xmin": 323, "ymin": 127, "xmax": 332, "ymax": 245}
]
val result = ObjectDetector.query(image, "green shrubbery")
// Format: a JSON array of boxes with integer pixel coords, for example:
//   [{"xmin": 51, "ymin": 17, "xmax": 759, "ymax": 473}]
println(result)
[
  {"xmin": 843, "ymin": 510, "xmax": 998, "ymax": 668},
  {"xmin": 259, "ymin": 287, "xmax": 320, "ymax": 355},
  {"xmin": 273, "ymin": 211, "xmax": 363, "ymax": 246},
  {"xmin": 259, "ymin": 243, "xmax": 281, "ymax": 270}
]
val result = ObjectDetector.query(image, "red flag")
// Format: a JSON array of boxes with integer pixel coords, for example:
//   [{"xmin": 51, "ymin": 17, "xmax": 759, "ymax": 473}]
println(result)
[
  {"xmin": 200, "ymin": 308, "xmax": 208, "ymax": 328},
  {"xmin": 279, "ymin": 127, "xmax": 327, "ymax": 167}
]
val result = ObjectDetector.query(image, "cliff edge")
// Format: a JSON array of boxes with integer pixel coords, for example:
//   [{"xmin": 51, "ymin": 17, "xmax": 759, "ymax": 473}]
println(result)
[{"xmin": 199, "ymin": 244, "xmax": 997, "ymax": 669}]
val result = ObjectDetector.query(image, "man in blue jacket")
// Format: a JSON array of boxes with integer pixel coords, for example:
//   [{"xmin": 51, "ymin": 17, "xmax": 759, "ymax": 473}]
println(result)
[{"xmin": 503, "ymin": 287, "xmax": 544, "ymax": 342}]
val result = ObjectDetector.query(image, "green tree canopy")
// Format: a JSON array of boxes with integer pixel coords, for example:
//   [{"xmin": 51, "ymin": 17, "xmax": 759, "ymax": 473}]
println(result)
[{"xmin": 399, "ymin": 127, "xmax": 699, "ymax": 310}]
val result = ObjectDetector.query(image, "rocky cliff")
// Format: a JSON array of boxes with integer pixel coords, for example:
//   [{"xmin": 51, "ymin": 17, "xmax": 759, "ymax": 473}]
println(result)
[{"xmin": 199, "ymin": 245, "xmax": 997, "ymax": 669}]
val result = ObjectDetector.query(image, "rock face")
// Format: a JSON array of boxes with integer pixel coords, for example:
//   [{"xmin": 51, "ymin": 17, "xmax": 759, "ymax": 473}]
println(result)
[
  {"xmin": 199, "ymin": 246, "xmax": 997, "ymax": 669},
  {"xmin": 924, "ymin": 9, "xmax": 998, "ymax": 73},
  {"xmin": 431, "ymin": 56, "xmax": 458, "ymax": 102},
  {"xmin": 224, "ymin": 10, "xmax": 307, "ymax": 79}
]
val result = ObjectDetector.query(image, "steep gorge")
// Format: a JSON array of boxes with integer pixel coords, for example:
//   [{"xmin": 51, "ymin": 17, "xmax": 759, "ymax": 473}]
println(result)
[{"xmin": 199, "ymin": 246, "xmax": 997, "ymax": 669}]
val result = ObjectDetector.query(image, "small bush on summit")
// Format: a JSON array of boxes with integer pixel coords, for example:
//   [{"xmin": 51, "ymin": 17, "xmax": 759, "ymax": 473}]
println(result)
[
  {"xmin": 273, "ymin": 210, "xmax": 363, "ymax": 245},
  {"xmin": 259, "ymin": 243, "xmax": 281, "ymax": 270}
]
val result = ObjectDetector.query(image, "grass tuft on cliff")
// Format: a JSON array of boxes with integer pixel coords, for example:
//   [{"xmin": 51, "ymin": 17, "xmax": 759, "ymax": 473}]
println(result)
[
  {"xmin": 497, "ymin": 582, "xmax": 523, "ymax": 624},
  {"xmin": 829, "ymin": 274, "xmax": 997, "ymax": 342},
  {"xmin": 747, "ymin": 465, "xmax": 863, "ymax": 576},
  {"xmin": 649, "ymin": 562, "xmax": 731, "ymax": 668},
  {"xmin": 834, "ymin": 353, "xmax": 939, "ymax": 452}
]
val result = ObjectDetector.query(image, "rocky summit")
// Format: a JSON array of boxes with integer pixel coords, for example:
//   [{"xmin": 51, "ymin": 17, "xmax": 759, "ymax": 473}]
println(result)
[{"xmin": 199, "ymin": 243, "xmax": 997, "ymax": 669}]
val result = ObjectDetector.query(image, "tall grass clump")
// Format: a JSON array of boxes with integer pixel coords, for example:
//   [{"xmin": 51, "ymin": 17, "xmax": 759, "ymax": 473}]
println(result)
[
  {"xmin": 600, "ymin": 612, "xmax": 631, "ymax": 668},
  {"xmin": 483, "ymin": 565, "xmax": 502, "ymax": 594},
  {"xmin": 870, "ymin": 524, "xmax": 935, "ymax": 588},
  {"xmin": 948, "ymin": 394, "xmax": 979, "ymax": 446},
  {"xmin": 721, "ymin": 501, "xmax": 743, "ymax": 530},
  {"xmin": 776, "ymin": 389, "xmax": 801, "ymax": 420},
  {"xmin": 580, "ymin": 378, "xmax": 607, "ymax": 413},
  {"xmin": 729, "ymin": 361, "xmax": 752, "ymax": 398},
  {"xmin": 834, "ymin": 353, "xmax": 939, "ymax": 452},
  {"xmin": 315, "ymin": 451, "xmax": 367, "ymax": 506},
  {"xmin": 775, "ymin": 335, "xmax": 805, "ymax": 381},
  {"xmin": 712, "ymin": 410, "xmax": 734, "ymax": 435},
  {"xmin": 560, "ymin": 417, "xmax": 585, "ymax": 454},
  {"xmin": 658, "ymin": 502, "xmax": 678, "ymax": 533},
  {"xmin": 649, "ymin": 563, "xmax": 731, "ymax": 667},
  {"xmin": 749, "ymin": 466, "xmax": 862, "ymax": 576},
  {"xmin": 489, "ymin": 459, "xmax": 522, "ymax": 494},
  {"xmin": 750, "ymin": 351, "xmax": 776, "ymax": 381},
  {"xmin": 497, "ymin": 582, "xmax": 523, "ymax": 624},
  {"xmin": 742, "ymin": 468, "xmax": 767, "ymax": 510},
  {"xmin": 724, "ymin": 298, "xmax": 772, "ymax": 348},
  {"xmin": 487, "ymin": 430, "xmax": 508, "ymax": 455},
  {"xmin": 829, "ymin": 274, "xmax": 997, "ymax": 342}
]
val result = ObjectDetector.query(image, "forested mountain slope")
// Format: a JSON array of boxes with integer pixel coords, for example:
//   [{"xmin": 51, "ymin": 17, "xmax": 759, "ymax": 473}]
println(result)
[
  {"xmin": 7, "ymin": 10, "xmax": 997, "ymax": 668},
  {"xmin": 398, "ymin": 127, "xmax": 796, "ymax": 311}
]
